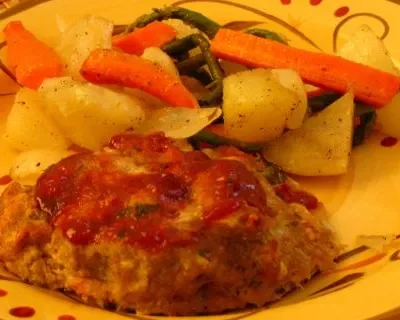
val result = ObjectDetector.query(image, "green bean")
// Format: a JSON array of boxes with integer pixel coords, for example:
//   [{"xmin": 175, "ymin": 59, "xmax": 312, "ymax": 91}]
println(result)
[
  {"xmin": 191, "ymin": 34, "xmax": 224, "ymax": 106},
  {"xmin": 309, "ymin": 93, "xmax": 376, "ymax": 116},
  {"xmin": 174, "ymin": 51, "xmax": 190, "ymax": 62},
  {"xmin": 126, "ymin": 6, "xmax": 221, "ymax": 38},
  {"xmin": 191, "ymin": 130, "xmax": 262, "ymax": 153},
  {"xmin": 246, "ymin": 28, "xmax": 288, "ymax": 44},
  {"xmin": 165, "ymin": 7, "xmax": 220, "ymax": 38},
  {"xmin": 187, "ymin": 68, "xmax": 213, "ymax": 85},
  {"xmin": 355, "ymin": 103, "xmax": 375, "ymax": 116},
  {"xmin": 308, "ymin": 92, "xmax": 339, "ymax": 113},
  {"xmin": 353, "ymin": 111, "xmax": 376, "ymax": 147},
  {"xmin": 258, "ymin": 155, "xmax": 287, "ymax": 186},
  {"xmin": 162, "ymin": 36, "xmax": 197, "ymax": 56},
  {"xmin": 126, "ymin": 11, "xmax": 160, "ymax": 32},
  {"xmin": 177, "ymin": 54, "xmax": 206, "ymax": 74},
  {"xmin": 191, "ymin": 35, "xmax": 222, "ymax": 83},
  {"xmin": 166, "ymin": 34, "xmax": 223, "ymax": 105}
]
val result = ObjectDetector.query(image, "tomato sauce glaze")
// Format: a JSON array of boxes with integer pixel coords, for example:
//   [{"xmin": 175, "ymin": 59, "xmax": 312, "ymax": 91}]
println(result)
[{"xmin": 35, "ymin": 133, "xmax": 267, "ymax": 251}]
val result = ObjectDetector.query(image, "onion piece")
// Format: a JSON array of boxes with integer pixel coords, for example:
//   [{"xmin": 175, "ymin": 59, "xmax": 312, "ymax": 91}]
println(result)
[
  {"xmin": 142, "ymin": 47, "xmax": 181, "ymax": 80},
  {"xmin": 56, "ymin": 15, "xmax": 113, "ymax": 80},
  {"xmin": 337, "ymin": 24, "xmax": 400, "ymax": 138},
  {"xmin": 271, "ymin": 69, "xmax": 308, "ymax": 129},
  {"xmin": 356, "ymin": 234, "xmax": 399, "ymax": 253},
  {"xmin": 138, "ymin": 107, "xmax": 222, "ymax": 139},
  {"xmin": 337, "ymin": 24, "xmax": 400, "ymax": 76},
  {"xmin": 55, "ymin": 14, "xmax": 68, "ymax": 33}
]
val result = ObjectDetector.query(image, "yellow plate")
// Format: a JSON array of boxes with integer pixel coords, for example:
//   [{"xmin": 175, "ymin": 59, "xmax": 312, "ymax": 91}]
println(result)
[{"xmin": 1, "ymin": 0, "xmax": 400, "ymax": 319}]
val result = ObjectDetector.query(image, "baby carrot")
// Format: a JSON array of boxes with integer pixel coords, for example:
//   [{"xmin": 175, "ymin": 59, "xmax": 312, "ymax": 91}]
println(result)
[
  {"xmin": 211, "ymin": 28, "xmax": 400, "ymax": 108},
  {"xmin": 3, "ymin": 21, "xmax": 63, "ymax": 89},
  {"xmin": 112, "ymin": 21, "xmax": 177, "ymax": 55},
  {"xmin": 80, "ymin": 49, "xmax": 198, "ymax": 108}
]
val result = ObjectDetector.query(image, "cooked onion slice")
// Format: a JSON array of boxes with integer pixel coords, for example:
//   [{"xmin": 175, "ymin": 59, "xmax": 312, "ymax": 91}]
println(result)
[{"xmin": 138, "ymin": 107, "xmax": 222, "ymax": 139}]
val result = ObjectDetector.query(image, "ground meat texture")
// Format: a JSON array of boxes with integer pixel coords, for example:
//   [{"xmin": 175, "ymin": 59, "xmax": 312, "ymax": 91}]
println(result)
[{"xmin": 0, "ymin": 133, "xmax": 340, "ymax": 315}]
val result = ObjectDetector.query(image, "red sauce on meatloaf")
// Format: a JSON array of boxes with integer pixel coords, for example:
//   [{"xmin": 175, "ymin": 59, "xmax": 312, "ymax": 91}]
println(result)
[
  {"xmin": 0, "ymin": 175, "xmax": 12, "ymax": 185},
  {"xmin": 35, "ymin": 133, "xmax": 267, "ymax": 250},
  {"xmin": 274, "ymin": 182, "xmax": 319, "ymax": 210}
]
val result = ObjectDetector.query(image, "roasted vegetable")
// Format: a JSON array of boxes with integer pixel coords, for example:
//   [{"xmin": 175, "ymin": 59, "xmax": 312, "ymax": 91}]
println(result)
[
  {"xmin": 80, "ymin": 49, "xmax": 198, "ymax": 108},
  {"xmin": 337, "ymin": 24, "xmax": 400, "ymax": 138},
  {"xmin": 263, "ymin": 92, "xmax": 355, "ymax": 176},
  {"xmin": 56, "ymin": 15, "xmax": 113, "ymax": 80},
  {"xmin": 112, "ymin": 21, "xmax": 177, "ymax": 55},
  {"xmin": 223, "ymin": 69, "xmax": 305, "ymax": 143},
  {"xmin": 211, "ymin": 28, "xmax": 400, "ymax": 107},
  {"xmin": 139, "ymin": 107, "xmax": 221, "ymax": 139},
  {"xmin": 4, "ymin": 88, "xmax": 69, "ymax": 151},
  {"xmin": 39, "ymin": 77, "xmax": 146, "ymax": 150},
  {"xmin": 164, "ymin": 33, "xmax": 224, "ymax": 106},
  {"xmin": 4, "ymin": 21, "xmax": 63, "ymax": 89}
]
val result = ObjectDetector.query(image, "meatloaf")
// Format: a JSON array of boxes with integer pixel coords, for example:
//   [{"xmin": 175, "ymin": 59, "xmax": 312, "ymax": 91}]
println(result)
[{"xmin": 0, "ymin": 132, "xmax": 340, "ymax": 315}]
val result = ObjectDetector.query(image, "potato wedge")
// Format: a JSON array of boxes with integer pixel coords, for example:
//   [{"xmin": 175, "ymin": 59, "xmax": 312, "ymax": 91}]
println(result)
[
  {"xmin": 139, "ymin": 107, "xmax": 222, "ymax": 139},
  {"xmin": 39, "ymin": 77, "xmax": 146, "ymax": 150},
  {"xmin": 223, "ymin": 69, "xmax": 300, "ymax": 143},
  {"xmin": 263, "ymin": 92, "xmax": 355, "ymax": 176},
  {"xmin": 338, "ymin": 25, "xmax": 400, "ymax": 138},
  {"xmin": 56, "ymin": 15, "xmax": 113, "ymax": 80},
  {"xmin": 10, "ymin": 148, "xmax": 73, "ymax": 184},
  {"xmin": 4, "ymin": 88, "xmax": 69, "ymax": 151}
]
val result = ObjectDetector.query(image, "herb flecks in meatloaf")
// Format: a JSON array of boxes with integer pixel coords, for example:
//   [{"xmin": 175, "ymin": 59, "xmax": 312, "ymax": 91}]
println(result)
[{"xmin": 0, "ymin": 132, "xmax": 340, "ymax": 316}]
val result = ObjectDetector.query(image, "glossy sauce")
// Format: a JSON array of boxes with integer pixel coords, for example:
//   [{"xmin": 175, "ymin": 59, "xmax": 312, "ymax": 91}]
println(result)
[
  {"xmin": 274, "ymin": 182, "xmax": 319, "ymax": 210},
  {"xmin": 0, "ymin": 174, "xmax": 12, "ymax": 185},
  {"xmin": 35, "ymin": 133, "xmax": 267, "ymax": 251}
]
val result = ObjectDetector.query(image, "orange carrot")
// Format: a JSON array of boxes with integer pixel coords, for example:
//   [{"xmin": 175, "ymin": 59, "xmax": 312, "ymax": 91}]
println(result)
[
  {"xmin": 211, "ymin": 28, "xmax": 400, "ymax": 108},
  {"xmin": 80, "ymin": 49, "xmax": 198, "ymax": 108},
  {"xmin": 205, "ymin": 124, "xmax": 231, "ymax": 137},
  {"xmin": 112, "ymin": 21, "xmax": 177, "ymax": 55},
  {"xmin": 3, "ymin": 21, "xmax": 63, "ymax": 89}
]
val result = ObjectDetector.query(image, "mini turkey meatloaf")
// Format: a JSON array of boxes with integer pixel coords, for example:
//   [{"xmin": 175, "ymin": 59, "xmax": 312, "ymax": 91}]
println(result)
[{"xmin": 0, "ymin": 133, "xmax": 340, "ymax": 316}]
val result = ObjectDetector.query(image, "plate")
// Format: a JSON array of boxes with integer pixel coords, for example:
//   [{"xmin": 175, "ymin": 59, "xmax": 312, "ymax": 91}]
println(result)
[{"xmin": 0, "ymin": 0, "xmax": 400, "ymax": 319}]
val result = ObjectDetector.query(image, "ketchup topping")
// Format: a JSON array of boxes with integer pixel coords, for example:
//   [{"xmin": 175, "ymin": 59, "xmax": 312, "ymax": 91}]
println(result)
[
  {"xmin": 108, "ymin": 132, "xmax": 184, "ymax": 164},
  {"xmin": 274, "ymin": 182, "xmax": 319, "ymax": 210},
  {"xmin": 0, "ymin": 174, "xmax": 12, "ymax": 185},
  {"xmin": 35, "ymin": 133, "xmax": 268, "ymax": 251}
]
